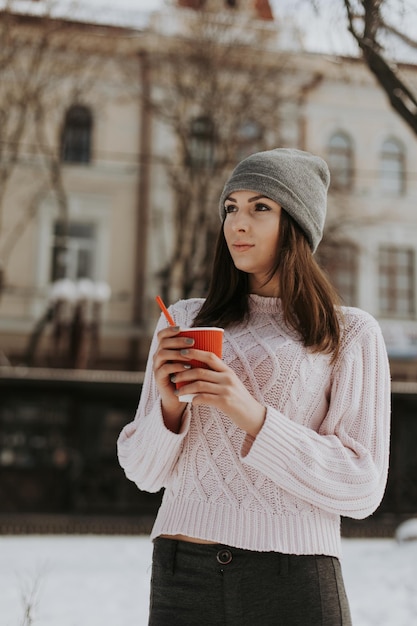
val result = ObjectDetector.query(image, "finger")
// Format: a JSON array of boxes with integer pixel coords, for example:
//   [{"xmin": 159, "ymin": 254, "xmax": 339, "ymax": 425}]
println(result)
[
  {"xmin": 174, "ymin": 379, "xmax": 222, "ymax": 401},
  {"xmin": 154, "ymin": 362, "xmax": 193, "ymax": 399},
  {"xmin": 158, "ymin": 362, "xmax": 193, "ymax": 380},
  {"xmin": 153, "ymin": 346, "xmax": 196, "ymax": 372},
  {"xmin": 157, "ymin": 325, "xmax": 181, "ymax": 339},
  {"xmin": 153, "ymin": 359, "xmax": 193, "ymax": 391},
  {"xmin": 170, "ymin": 366, "xmax": 219, "ymax": 385},
  {"xmin": 178, "ymin": 348, "xmax": 224, "ymax": 370},
  {"xmin": 157, "ymin": 332, "xmax": 195, "ymax": 354}
]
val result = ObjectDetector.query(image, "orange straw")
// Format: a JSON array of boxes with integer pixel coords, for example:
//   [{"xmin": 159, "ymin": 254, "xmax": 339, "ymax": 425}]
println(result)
[{"xmin": 155, "ymin": 295, "xmax": 176, "ymax": 326}]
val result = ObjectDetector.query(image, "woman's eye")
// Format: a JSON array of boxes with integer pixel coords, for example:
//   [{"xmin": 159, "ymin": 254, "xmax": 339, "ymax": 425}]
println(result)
[
  {"xmin": 255, "ymin": 203, "xmax": 271, "ymax": 212},
  {"xmin": 224, "ymin": 205, "xmax": 237, "ymax": 214}
]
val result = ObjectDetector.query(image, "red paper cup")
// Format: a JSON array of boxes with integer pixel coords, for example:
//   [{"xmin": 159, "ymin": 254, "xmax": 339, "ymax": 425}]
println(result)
[{"xmin": 176, "ymin": 327, "xmax": 224, "ymax": 402}]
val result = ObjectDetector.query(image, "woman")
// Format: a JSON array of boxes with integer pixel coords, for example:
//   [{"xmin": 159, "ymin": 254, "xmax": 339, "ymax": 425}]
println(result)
[{"xmin": 118, "ymin": 148, "xmax": 391, "ymax": 625}]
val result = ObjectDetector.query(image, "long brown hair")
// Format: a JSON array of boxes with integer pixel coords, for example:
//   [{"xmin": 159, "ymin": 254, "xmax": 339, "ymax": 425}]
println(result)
[{"xmin": 193, "ymin": 210, "xmax": 343, "ymax": 360}]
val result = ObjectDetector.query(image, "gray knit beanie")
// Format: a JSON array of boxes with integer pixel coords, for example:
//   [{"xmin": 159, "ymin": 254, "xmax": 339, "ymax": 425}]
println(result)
[{"xmin": 218, "ymin": 148, "xmax": 330, "ymax": 252}]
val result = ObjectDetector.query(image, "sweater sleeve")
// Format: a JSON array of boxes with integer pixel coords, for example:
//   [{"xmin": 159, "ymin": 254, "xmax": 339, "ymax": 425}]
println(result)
[
  {"xmin": 241, "ymin": 317, "xmax": 391, "ymax": 519},
  {"xmin": 117, "ymin": 311, "xmax": 192, "ymax": 493}
]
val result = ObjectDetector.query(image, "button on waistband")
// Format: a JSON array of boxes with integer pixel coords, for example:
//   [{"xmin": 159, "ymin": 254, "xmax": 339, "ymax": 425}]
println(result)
[{"xmin": 216, "ymin": 549, "xmax": 232, "ymax": 565}]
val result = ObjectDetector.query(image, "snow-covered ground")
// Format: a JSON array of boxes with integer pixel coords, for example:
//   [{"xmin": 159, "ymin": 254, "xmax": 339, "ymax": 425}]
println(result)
[{"xmin": 1, "ymin": 535, "xmax": 417, "ymax": 626}]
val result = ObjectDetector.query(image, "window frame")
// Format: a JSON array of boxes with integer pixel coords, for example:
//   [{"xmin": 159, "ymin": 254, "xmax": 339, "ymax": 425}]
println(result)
[
  {"xmin": 60, "ymin": 104, "xmax": 93, "ymax": 165},
  {"xmin": 327, "ymin": 131, "xmax": 354, "ymax": 191},
  {"xmin": 379, "ymin": 137, "xmax": 405, "ymax": 196},
  {"xmin": 379, "ymin": 245, "xmax": 415, "ymax": 319},
  {"xmin": 188, "ymin": 115, "xmax": 215, "ymax": 169},
  {"xmin": 317, "ymin": 241, "xmax": 358, "ymax": 307},
  {"xmin": 50, "ymin": 221, "xmax": 97, "ymax": 283}
]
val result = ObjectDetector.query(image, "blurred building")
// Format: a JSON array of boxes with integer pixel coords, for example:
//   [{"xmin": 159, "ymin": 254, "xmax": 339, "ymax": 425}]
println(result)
[
  {"xmin": 0, "ymin": 0, "xmax": 416, "ymax": 379},
  {"xmin": 1, "ymin": 0, "xmax": 417, "ymax": 527}
]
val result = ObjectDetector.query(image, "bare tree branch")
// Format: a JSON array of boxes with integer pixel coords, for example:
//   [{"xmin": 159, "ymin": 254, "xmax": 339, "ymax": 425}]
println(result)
[
  {"xmin": 142, "ymin": 10, "xmax": 295, "ymax": 302},
  {"xmin": 0, "ymin": 1, "xmax": 122, "ymax": 296},
  {"xmin": 343, "ymin": 0, "xmax": 417, "ymax": 135},
  {"xmin": 383, "ymin": 22, "xmax": 417, "ymax": 51}
]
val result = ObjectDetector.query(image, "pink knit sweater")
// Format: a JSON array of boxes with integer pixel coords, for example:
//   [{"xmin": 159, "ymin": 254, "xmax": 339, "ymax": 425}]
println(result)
[{"xmin": 117, "ymin": 295, "xmax": 391, "ymax": 557}]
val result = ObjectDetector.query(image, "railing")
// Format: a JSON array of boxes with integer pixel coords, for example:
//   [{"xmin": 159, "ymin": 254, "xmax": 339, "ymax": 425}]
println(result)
[
  {"xmin": 0, "ymin": 366, "xmax": 162, "ymax": 517},
  {"xmin": 0, "ymin": 368, "xmax": 416, "ymax": 524}
]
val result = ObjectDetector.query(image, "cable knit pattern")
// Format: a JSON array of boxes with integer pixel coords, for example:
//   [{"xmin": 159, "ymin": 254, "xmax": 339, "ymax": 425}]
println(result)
[{"xmin": 117, "ymin": 296, "xmax": 391, "ymax": 557}]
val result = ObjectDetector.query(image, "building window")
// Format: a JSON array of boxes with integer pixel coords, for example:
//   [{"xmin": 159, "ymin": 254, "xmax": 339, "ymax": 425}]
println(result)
[
  {"xmin": 318, "ymin": 242, "xmax": 358, "ymax": 306},
  {"xmin": 51, "ymin": 221, "xmax": 96, "ymax": 282},
  {"xmin": 327, "ymin": 132, "xmax": 353, "ymax": 191},
  {"xmin": 236, "ymin": 120, "xmax": 263, "ymax": 161},
  {"xmin": 379, "ymin": 138, "xmax": 405, "ymax": 195},
  {"xmin": 188, "ymin": 115, "xmax": 215, "ymax": 168},
  {"xmin": 379, "ymin": 246, "xmax": 415, "ymax": 318},
  {"xmin": 61, "ymin": 105, "xmax": 92, "ymax": 164}
]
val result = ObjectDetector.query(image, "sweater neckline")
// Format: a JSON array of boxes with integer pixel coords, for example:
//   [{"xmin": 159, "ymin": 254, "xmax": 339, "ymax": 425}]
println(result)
[
  {"xmin": 247, "ymin": 293, "xmax": 300, "ymax": 341},
  {"xmin": 248, "ymin": 294, "xmax": 283, "ymax": 315}
]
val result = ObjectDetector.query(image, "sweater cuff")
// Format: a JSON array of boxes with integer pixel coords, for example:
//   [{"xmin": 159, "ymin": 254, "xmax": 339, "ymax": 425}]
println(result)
[
  {"xmin": 157, "ymin": 399, "xmax": 192, "ymax": 438},
  {"xmin": 241, "ymin": 407, "xmax": 300, "ymax": 473},
  {"xmin": 177, "ymin": 402, "xmax": 192, "ymax": 435}
]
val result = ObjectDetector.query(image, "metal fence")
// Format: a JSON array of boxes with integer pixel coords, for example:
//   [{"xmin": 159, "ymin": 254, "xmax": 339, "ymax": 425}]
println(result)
[
  {"xmin": 0, "ymin": 367, "xmax": 161, "ymax": 519},
  {"xmin": 0, "ymin": 368, "xmax": 416, "ymax": 532}
]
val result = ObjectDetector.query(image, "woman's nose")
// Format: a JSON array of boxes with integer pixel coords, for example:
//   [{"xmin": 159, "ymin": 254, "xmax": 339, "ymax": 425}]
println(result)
[{"xmin": 232, "ymin": 213, "xmax": 248, "ymax": 231}]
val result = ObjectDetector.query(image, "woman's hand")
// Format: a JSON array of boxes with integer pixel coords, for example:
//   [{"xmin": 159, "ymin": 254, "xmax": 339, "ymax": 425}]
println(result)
[
  {"xmin": 152, "ymin": 326, "xmax": 196, "ymax": 433},
  {"xmin": 170, "ymin": 347, "xmax": 266, "ymax": 438}
]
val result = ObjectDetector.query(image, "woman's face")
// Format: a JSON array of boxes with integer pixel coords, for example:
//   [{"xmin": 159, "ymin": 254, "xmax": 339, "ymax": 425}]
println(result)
[{"xmin": 223, "ymin": 190, "xmax": 282, "ymax": 296}]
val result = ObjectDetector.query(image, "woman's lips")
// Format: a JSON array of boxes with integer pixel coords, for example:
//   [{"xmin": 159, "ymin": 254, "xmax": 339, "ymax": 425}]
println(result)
[{"xmin": 233, "ymin": 243, "xmax": 254, "ymax": 251}]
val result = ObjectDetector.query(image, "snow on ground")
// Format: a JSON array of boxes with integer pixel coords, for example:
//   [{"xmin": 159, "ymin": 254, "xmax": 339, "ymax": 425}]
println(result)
[{"xmin": 1, "ymin": 535, "xmax": 417, "ymax": 626}]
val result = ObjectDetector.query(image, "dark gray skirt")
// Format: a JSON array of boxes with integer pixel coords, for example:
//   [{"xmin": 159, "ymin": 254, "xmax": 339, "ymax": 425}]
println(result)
[{"xmin": 148, "ymin": 537, "xmax": 352, "ymax": 626}]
